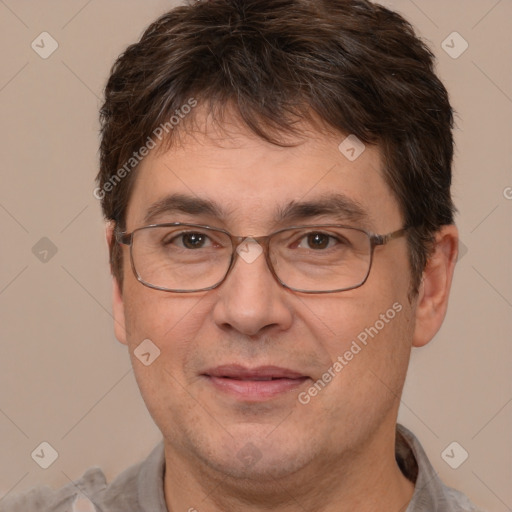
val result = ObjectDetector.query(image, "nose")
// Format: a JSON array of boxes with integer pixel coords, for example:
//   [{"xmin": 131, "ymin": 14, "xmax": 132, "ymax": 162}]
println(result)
[{"xmin": 211, "ymin": 239, "xmax": 293, "ymax": 337}]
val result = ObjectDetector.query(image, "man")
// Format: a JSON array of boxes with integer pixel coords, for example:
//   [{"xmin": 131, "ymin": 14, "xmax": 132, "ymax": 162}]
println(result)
[{"xmin": 3, "ymin": 0, "xmax": 484, "ymax": 510}]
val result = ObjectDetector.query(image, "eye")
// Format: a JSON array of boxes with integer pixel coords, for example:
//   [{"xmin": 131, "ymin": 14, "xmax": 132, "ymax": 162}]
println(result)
[
  {"xmin": 168, "ymin": 232, "xmax": 213, "ymax": 249},
  {"xmin": 297, "ymin": 232, "xmax": 340, "ymax": 250}
]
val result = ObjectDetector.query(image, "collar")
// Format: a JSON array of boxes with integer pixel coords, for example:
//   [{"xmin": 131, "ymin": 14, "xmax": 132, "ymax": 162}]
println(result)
[{"xmin": 133, "ymin": 424, "xmax": 477, "ymax": 512}]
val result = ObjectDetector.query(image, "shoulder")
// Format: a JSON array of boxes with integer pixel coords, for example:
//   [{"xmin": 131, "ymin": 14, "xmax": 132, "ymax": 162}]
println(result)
[
  {"xmin": 442, "ymin": 486, "xmax": 488, "ymax": 512},
  {"xmin": 1, "ymin": 443, "xmax": 164, "ymax": 512},
  {"xmin": 396, "ymin": 424, "xmax": 487, "ymax": 512},
  {"xmin": 0, "ymin": 467, "xmax": 107, "ymax": 512}
]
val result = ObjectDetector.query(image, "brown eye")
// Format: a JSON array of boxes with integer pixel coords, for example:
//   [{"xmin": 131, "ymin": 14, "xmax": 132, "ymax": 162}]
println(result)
[
  {"xmin": 181, "ymin": 233, "xmax": 207, "ymax": 249},
  {"xmin": 164, "ymin": 232, "xmax": 212, "ymax": 249},
  {"xmin": 296, "ymin": 232, "xmax": 339, "ymax": 250},
  {"xmin": 306, "ymin": 233, "xmax": 330, "ymax": 249}
]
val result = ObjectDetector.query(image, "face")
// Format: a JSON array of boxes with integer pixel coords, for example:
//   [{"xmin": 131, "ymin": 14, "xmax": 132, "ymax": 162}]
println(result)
[{"xmin": 112, "ymin": 111, "xmax": 419, "ymax": 483}]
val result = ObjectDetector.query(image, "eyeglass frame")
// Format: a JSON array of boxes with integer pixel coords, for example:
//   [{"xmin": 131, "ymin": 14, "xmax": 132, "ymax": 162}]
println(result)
[{"xmin": 115, "ymin": 222, "xmax": 410, "ymax": 294}]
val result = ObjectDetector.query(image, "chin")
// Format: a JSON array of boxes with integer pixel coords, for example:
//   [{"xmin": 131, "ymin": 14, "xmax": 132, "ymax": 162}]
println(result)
[{"xmin": 192, "ymin": 427, "xmax": 314, "ymax": 482}]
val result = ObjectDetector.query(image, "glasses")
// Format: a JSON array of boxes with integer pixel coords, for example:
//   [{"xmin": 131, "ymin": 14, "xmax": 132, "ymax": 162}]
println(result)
[{"xmin": 116, "ymin": 223, "xmax": 409, "ymax": 294}]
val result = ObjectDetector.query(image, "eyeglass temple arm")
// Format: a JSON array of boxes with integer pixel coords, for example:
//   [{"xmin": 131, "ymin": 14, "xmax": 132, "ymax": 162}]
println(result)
[{"xmin": 373, "ymin": 227, "xmax": 410, "ymax": 246}]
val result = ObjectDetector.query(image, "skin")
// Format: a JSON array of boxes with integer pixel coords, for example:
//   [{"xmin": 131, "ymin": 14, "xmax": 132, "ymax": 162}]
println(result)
[{"xmin": 108, "ymin": 109, "xmax": 458, "ymax": 512}]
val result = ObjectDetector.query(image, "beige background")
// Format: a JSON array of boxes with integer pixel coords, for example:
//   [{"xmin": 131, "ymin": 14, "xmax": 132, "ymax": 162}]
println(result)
[{"xmin": 0, "ymin": 1, "xmax": 510, "ymax": 510}]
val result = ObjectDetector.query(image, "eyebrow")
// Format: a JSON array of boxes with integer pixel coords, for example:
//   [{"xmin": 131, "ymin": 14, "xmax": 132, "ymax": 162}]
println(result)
[
  {"xmin": 275, "ymin": 193, "xmax": 370, "ymax": 226},
  {"xmin": 142, "ymin": 192, "xmax": 371, "ymax": 227},
  {"xmin": 143, "ymin": 194, "xmax": 225, "ymax": 224}
]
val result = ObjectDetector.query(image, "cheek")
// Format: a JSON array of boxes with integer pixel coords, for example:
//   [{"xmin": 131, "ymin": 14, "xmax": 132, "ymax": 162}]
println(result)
[
  {"xmin": 299, "ymin": 286, "xmax": 406, "ymax": 352},
  {"xmin": 124, "ymin": 279, "xmax": 193, "ymax": 333},
  {"xmin": 121, "ymin": 287, "xmax": 210, "ymax": 423},
  {"xmin": 327, "ymin": 302, "xmax": 413, "ymax": 407},
  {"xmin": 122, "ymin": 283, "xmax": 209, "ymax": 375},
  {"xmin": 297, "ymin": 270, "xmax": 413, "ymax": 397}
]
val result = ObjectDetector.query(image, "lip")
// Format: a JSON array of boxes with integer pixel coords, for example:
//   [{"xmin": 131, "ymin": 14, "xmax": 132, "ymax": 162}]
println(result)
[{"xmin": 202, "ymin": 365, "xmax": 310, "ymax": 401}]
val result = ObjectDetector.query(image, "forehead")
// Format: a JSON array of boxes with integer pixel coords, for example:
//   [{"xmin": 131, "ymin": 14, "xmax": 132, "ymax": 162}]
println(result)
[{"xmin": 125, "ymin": 109, "xmax": 402, "ymax": 233}]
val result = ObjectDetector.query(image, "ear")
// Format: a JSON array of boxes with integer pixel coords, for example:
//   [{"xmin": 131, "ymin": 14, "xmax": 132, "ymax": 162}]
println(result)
[
  {"xmin": 412, "ymin": 224, "xmax": 459, "ymax": 348},
  {"xmin": 105, "ymin": 222, "xmax": 128, "ymax": 346}
]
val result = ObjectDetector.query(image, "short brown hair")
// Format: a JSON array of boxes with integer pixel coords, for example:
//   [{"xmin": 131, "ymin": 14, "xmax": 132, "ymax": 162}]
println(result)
[{"xmin": 97, "ymin": 0, "xmax": 456, "ymax": 297}]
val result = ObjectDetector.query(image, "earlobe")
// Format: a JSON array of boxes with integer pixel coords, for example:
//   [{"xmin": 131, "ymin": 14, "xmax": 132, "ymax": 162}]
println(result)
[{"xmin": 412, "ymin": 225, "xmax": 459, "ymax": 348}]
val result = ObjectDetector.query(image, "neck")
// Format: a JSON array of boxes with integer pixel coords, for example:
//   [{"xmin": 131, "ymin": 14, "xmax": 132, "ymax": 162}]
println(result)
[{"xmin": 163, "ymin": 421, "xmax": 415, "ymax": 512}]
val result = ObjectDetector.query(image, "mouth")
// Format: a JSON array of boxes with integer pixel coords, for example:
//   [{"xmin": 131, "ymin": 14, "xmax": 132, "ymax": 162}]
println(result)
[{"xmin": 202, "ymin": 365, "xmax": 310, "ymax": 401}]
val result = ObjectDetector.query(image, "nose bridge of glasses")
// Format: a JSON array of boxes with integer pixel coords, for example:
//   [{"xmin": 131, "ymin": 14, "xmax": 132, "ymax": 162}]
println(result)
[
  {"xmin": 230, "ymin": 234, "xmax": 272, "ymax": 266},
  {"xmin": 219, "ymin": 234, "xmax": 281, "ymax": 289},
  {"xmin": 231, "ymin": 233, "xmax": 271, "ymax": 246}
]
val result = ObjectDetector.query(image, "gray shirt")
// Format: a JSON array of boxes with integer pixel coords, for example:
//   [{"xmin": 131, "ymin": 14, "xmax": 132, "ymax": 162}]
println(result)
[{"xmin": 0, "ymin": 425, "xmax": 485, "ymax": 511}]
